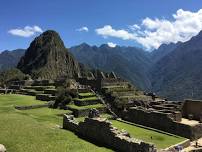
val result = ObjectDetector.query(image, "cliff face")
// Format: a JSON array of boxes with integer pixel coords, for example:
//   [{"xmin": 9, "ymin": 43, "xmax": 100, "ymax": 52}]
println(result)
[{"xmin": 17, "ymin": 30, "xmax": 80, "ymax": 79}]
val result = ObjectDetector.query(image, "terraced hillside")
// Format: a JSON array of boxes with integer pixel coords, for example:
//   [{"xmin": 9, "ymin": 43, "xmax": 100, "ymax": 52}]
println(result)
[
  {"xmin": 67, "ymin": 89, "xmax": 107, "ymax": 117},
  {"xmin": 101, "ymin": 80, "xmax": 152, "ymax": 109}
]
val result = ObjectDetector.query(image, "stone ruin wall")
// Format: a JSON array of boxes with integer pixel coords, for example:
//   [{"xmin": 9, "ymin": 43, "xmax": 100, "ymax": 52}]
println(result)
[
  {"xmin": 182, "ymin": 99, "xmax": 202, "ymax": 121},
  {"xmin": 63, "ymin": 115, "xmax": 79, "ymax": 132},
  {"xmin": 63, "ymin": 115, "xmax": 157, "ymax": 152},
  {"xmin": 68, "ymin": 106, "xmax": 107, "ymax": 117},
  {"xmin": 123, "ymin": 107, "xmax": 202, "ymax": 140},
  {"xmin": 77, "ymin": 78, "xmax": 102, "ymax": 91}
]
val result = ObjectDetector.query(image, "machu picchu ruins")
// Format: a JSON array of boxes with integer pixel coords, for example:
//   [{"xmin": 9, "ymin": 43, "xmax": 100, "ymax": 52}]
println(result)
[
  {"xmin": 1, "ymin": 29, "xmax": 202, "ymax": 152},
  {"xmin": 2, "ymin": 2, "xmax": 202, "ymax": 150}
]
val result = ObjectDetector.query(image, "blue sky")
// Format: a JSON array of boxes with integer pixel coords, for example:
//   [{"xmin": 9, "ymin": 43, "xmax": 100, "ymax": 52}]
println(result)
[{"xmin": 1, "ymin": 0, "xmax": 202, "ymax": 51}]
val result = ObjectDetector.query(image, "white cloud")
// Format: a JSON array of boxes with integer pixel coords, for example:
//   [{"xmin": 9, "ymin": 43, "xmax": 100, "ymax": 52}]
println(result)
[
  {"xmin": 76, "ymin": 26, "xmax": 89, "ymax": 32},
  {"xmin": 95, "ymin": 25, "xmax": 135, "ymax": 40},
  {"xmin": 107, "ymin": 42, "xmax": 117, "ymax": 48},
  {"xmin": 128, "ymin": 24, "xmax": 141, "ymax": 31},
  {"xmin": 8, "ymin": 25, "xmax": 43, "ymax": 37},
  {"xmin": 95, "ymin": 9, "xmax": 202, "ymax": 50}
]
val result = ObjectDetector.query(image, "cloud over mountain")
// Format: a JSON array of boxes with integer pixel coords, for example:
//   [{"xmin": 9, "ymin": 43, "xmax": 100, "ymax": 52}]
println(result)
[
  {"xmin": 107, "ymin": 42, "xmax": 116, "ymax": 48},
  {"xmin": 8, "ymin": 26, "xmax": 43, "ymax": 37},
  {"xmin": 96, "ymin": 25, "xmax": 135, "ymax": 40},
  {"xmin": 96, "ymin": 9, "xmax": 202, "ymax": 50}
]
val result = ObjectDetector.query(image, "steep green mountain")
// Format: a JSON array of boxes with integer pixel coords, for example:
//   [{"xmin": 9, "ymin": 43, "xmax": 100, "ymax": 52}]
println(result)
[
  {"xmin": 70, "ymin": 43, "xmax": 152, "ymax": 90},
  {"xmin": 151, "ymin": 31, "xmax": 202, "ymax": 100},
  {"xmin": 0, "ymin": 49, "xmax": 25, "ymax": 71},
  {"xmin": 17, "ymin": 30, "xmax": 80, "ymax": 79}
]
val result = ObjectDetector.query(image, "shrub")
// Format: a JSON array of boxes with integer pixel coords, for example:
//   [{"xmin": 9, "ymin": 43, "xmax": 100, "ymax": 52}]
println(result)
[
  {"xmin": 53, "ymin": 87, "xmax": 73, "ymax": 109},
  {"xmin": 0, "ymin": 68, "xmax": 26, "ymax": 87}
]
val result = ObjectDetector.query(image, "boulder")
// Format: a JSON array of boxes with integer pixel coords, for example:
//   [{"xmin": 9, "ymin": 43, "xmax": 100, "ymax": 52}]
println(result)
[{"xmin": 0, "ymin": 144, "xmax": 6, "ymax": 152}]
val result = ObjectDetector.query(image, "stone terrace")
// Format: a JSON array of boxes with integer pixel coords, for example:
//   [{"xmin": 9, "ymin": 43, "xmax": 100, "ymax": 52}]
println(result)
[
  {"xmin": 63, "ymin": 115, "xmax": 157, "ymax": 152},
  {"xmin": 67, "ymin": 88, "xmax": 107, "ymax": 117}
]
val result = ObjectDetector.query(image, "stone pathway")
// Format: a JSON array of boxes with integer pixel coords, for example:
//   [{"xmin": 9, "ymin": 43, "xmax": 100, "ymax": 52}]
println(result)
[
  {"xmin": 180, "ymin": 118, "xmax": 200, "ymax": 126},
  {"xmin": 183, "ymin": 137, "xmax": 202, "ymax": 152}
]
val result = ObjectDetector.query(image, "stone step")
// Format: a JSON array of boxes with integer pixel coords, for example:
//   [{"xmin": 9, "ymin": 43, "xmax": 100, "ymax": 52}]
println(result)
[
  {"xmin": 36, "ymin": 94, "xmax": 55, "ymax": 101},
  {"xmin": 74, "ymin": 97, "xmax": 101, "ymax": 106},
  {"xmin": 44, "ymin": 89, "xmax": 57, "ymax": 96},
  {"xmin": 20, "ymin": 89, "xmax": 44, "ymax": 96},
  {"xmin": 67, "ymin": 104, "xmax": 106, "ymax": 117},
  {"xmin": 24, "ymin": 86, "xmax": 55, "ymax": 91},
  {"xmin": 78, "ymin": 92, "xmax": 96, "ymax": 99}
]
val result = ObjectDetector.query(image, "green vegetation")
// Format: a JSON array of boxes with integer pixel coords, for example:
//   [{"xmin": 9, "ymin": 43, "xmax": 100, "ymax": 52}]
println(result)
[
  {"xmin": 54, "ymin": 87, "xmax": 72, "ymax": 109},
  {"xmin": 0, "ymin": 94, "xmax": 112, "ymax": 152},
  {"xmin": 68, "ymin": 104, "xmax": 105, "ymax": 110},
  {"xmin": 24, "ymin": 86, "xmax": 55, "ymax": 91},
  {"xmin": 0, "ymin": 68, "xmax": 26, "ymax": 87},
  {"xmin": 111, "ymin": 120, "xmax": 186, "ymax": 149},
  {"xmin": 78, "ymin": 92, "xmax": 95, "ymax": 97},
  {"xmin": 74, "ymin": 96, "xmax": 98, "ymax": 101},
  {"xmin": 0, "ymin": 94, "xmax": 44, "ymax": 106}
]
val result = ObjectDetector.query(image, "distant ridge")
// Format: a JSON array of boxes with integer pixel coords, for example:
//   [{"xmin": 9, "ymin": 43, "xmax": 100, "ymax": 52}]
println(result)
[
  {"xmin": 0, "ymin": 49, "xmax": 25, "ymax": 72},
  {"xmin": 151, "ymin": 30, "xmax": 202, "ymax": 100},
  {"xmin": 70, "ymin": 43, "xmax": 152, "ymax": 90}
]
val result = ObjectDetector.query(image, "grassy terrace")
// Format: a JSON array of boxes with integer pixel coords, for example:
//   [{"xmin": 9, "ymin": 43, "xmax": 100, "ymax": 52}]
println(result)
[
  {"xmin": 24, "ymin": 86, "xmax": 55, "ymax": 91},
  {"xmin": 119, "ymin": 95, "xmax": 151, "ymax": 100},
  {"xmin": 74, "ymin": 96, "xmax": 98, "ymax": 101},
  {"xmin": 67, "ymin": 104, "xmax": 105, "ymax": 110},
  {"xmin": 78, "ymin": 92, "xmax": 95, "ymax": 97},
  {"xmin": 0, "ymin": 94, "xmax": 111, "ymax": 152},
  {"xmin": 111, "ymin": 120, "xmax": 186, "ymax": 149}
]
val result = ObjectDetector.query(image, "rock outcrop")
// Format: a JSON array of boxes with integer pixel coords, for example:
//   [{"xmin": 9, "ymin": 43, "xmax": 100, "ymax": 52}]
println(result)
[
  {"xmin": 0, "ymin": 144, "xmax": 6, "ymax": 152},
  {"xmin": 17, "ymin": 30, "xmax": 80, "ymax": 79}
]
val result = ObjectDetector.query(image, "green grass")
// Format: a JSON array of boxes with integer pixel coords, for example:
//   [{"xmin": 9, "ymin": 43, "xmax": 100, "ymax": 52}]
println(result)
[
  {"xmin": 78, "ymin": 92, "xmax": 95, "ymax": 97},
  {"xmin": 0, "ymin": 94, "xmax": 112, "ymax": 152},
  {"xmin": 68, "ymin": 104, "xmax": 105, "ymax": 110},
  {"xmin": 24, "ymin": 86, "xmax": 55, "ymax": 91},
  {"xmin": 74, "ymin": 96, "xmax": 98, "ymax": 101},
  {"xmin": 111, "ymin": 120, "xmax": 186, "ymax": 149},
  {"xmin": 0, "ymin": 94, "xmax": 44, "ymax": 106}
]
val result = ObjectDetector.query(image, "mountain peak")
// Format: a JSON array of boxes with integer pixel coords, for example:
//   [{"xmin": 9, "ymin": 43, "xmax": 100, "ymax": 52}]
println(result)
[{"xmin": 17, "ymin": 30, "xmax": 80, "ymax": 79}]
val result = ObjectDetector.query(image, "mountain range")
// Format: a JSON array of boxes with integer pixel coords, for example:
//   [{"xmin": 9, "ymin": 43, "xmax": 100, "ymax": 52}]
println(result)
[
  {"xmin": 70, "ymin": 43, "xmax": 152, "ymax": 90},
  {"xmin": 151, "ymin": 31, "xmax": 202, "ymax": 100},
  {"xmin": 0, "ymin": 49, "xmax": 25, "ymax": 71},
  {"xmin": 1, "ymin": 31, "xmax": 202, "ymax": 100}
]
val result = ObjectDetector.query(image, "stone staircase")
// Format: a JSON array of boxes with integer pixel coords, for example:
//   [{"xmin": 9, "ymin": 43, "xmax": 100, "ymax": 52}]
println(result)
[
  {"xmin": 20, "ymin": 84, "xmax": 57, "ymax": 101},
  {"xmin": 67, "ymin": 88, "xmax": 107, "ymax": 117},
  {"xmin": 101, "ymin": 80, "xmax": 152, "ymax": 109}
]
